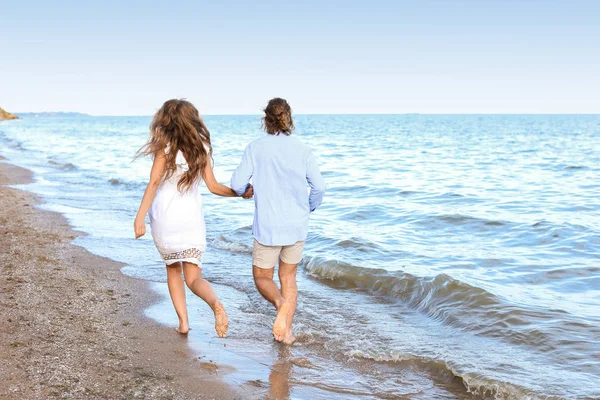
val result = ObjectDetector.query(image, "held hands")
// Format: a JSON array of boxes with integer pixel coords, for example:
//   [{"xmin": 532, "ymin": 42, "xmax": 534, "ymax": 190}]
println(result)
[
  {"xmin": 241, "ymin": 184, "xmax": 254, "ymax": 199},
  {"xmin": 134, "ymin": 215, "xmax": 146, "ymax": 239}
]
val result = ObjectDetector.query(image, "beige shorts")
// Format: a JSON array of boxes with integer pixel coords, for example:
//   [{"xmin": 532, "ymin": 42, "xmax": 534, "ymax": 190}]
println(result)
[{"xmin": 252, "ymin": 239, "xmax": 305, "ymax": 269}]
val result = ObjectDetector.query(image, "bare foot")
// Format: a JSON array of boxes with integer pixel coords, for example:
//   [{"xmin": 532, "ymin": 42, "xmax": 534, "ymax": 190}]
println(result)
[
  {"xmin": 213, "ymin": 301, "xmax": 228, "ymax": 338},
  {"xmin": 273, "ymin": 300, "xmax": 290, "ymax": 342},
  {"xmin": 175, "ymin": 325, "xmax": 190, "ymax": 335}
]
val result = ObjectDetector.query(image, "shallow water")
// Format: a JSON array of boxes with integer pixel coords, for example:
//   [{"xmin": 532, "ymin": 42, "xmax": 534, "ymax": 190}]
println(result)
[{"xmin": 1, "ymin": 114, "xmax": 599, "ymax": 399}]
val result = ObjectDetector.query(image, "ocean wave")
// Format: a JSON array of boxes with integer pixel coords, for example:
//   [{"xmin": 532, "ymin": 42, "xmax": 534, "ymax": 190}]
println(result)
[
  {"xmin": 346, "ymin": 350, "xmax": 547, "ymax": 400},
  {"xmin": 108, "ymin": 178, "xmax": 126, "ymax": 185},
  {"xmin": 303, "ymin": 257, "xmax": 498, "ymax": 316},
  {"xmin": 210, "ymin": 230, "xmax": 391, "ymax": 261},
  {"xmin": 107, "ymin": 178, "xmax": 144, "ymax": 189},
  {"xmin": 303, "ymin": 257, "xmax": 598, "ymax": 352},
  {"xmin": 331, "ymin": 208, "xmax": 506, "ymax": 232},
  {"xmin": 415, "ymin": 214, "xmax": 597, "ymax": 245},
  {"xmin": 528, "ymin": 221, "xmax": 598, "ymax": 251},
  {"xmin": 337, "ymin": 204, "xmax": 401, "ymax": 224},
  {"xmin": 6, "ymin": 139, "xmax": 25, "ymax": 150},
  {"xmin": 48, "ymin": 160, "xmax": 77, "ymax": 170},
  {"xmin": 524, "ymin": 266, "xmax": 600, "ymax": 285},
  {"xmin": 210, "ymin": 235, "xmax": 252, "ymax": 254},
  {"xmin": 328, "ymin": 185, "xmax": 407, "ymax": 197},
  {"xmin": 328, "ymin": 186, "xmax": 472, "ymax": 201},
  {"xmin": 425, "ymin": 213, "xmax": 507, "ymax": 227},
  {"xmin": 334, "ymin": 237, "xmax": 385, "ymax": 253}
]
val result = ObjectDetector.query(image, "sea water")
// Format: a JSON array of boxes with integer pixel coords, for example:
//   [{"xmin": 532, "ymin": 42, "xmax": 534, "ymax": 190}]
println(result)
[{"xmin": 1, "ymin": 114, "xmax": 599, "ymax": 399}]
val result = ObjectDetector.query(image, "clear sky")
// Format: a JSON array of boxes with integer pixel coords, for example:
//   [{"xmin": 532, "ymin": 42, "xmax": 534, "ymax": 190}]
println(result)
[{"xmin": 1, "ymin": 0, "xmax": 599, "ymax": 115}]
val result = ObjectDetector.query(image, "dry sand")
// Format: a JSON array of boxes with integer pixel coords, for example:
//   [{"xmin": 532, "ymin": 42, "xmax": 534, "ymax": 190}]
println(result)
[{"xmin": 0, "ymin": 159, "xmax": 242, "ymax": 399}]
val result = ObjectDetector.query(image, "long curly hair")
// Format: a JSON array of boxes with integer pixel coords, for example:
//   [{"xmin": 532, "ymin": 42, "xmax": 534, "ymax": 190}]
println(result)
[
  {"xmin": 262, "ymin": 98, "xmax": 294, "ymax": 135},
  {"xmin": 136, "ymin": 99, "xmax": 212, "ymax": 192}
]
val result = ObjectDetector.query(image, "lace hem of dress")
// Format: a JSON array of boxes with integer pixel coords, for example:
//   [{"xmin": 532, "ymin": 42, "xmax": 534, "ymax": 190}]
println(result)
[{"xmin": 162, "ymin": 248, "xmax": 203, "ymax": 262}]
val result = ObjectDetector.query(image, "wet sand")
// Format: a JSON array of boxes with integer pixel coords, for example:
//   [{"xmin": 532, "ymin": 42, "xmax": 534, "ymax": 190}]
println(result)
[{"xmin": 0, "ymin": 159, "xmax": 240, "ymax": 399}]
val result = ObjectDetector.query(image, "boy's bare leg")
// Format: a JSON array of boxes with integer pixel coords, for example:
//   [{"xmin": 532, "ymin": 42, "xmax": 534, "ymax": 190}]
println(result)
[
  {"xmin": 278, "ymin": 261, "xmax": 298, "ymax": 344},
  {"xmin": 253, "ymin": 266, "xmax": 290, "ymax": 342}
]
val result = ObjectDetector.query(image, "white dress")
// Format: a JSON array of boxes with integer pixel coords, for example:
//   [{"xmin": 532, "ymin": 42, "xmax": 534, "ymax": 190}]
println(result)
[{"xmin": 149, "ymin": 148, "xmax": 206, "ymax": 266}]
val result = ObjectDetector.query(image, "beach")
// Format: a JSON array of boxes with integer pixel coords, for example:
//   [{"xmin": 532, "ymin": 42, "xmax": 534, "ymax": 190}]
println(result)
[
  {"xmin": 0, "ymin": 158, "xmax": 239, "ymax": 399},
  {"xmin": 2, "ymin": 0, "xmax": 599, "ymax": 397},
  {"xmin": 1, "ymin": 114, "xmax": 598, "ymax": 399}
]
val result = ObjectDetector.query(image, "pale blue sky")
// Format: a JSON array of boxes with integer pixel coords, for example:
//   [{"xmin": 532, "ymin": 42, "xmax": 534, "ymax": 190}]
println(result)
[{"xmin": 1, "ymin": 0, "xmax": 599, "ymax": 115}]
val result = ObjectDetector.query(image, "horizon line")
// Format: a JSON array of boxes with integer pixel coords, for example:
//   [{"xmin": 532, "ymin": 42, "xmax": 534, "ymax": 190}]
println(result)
[{"xmin": 13, "ymin": 111, "xmax": 600, "ymax": 117}]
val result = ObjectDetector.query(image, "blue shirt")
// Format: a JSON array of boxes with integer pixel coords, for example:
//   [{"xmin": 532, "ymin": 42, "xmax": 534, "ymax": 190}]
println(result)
[{"xmin": 231, "ymin": 133, "xmax": 326, "ymax": 246}]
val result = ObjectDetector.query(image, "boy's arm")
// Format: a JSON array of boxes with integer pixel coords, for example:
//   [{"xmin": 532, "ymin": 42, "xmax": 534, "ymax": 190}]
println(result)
[
  {"xmin": 306, "ymin": 150, "xmax": 326, "ymax": 212},
  {"xmin": 231, "ymin": 144, "xmax": 253, "ymax": 195}
]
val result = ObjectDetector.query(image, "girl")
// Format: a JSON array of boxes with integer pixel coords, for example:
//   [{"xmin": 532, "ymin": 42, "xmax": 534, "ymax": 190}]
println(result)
[{"xmin": 134, "ymin": 99, "xmax": 252, "ymax": 337}]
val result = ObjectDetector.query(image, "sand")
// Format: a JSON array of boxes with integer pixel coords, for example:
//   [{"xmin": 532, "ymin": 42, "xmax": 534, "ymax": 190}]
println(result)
[{"xmin": 0, "ymin": 159, "xmax": 241, "ymax": 399}]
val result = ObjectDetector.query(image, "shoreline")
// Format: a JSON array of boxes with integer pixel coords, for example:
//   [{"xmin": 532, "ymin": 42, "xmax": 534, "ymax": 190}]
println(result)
[
  {"xmin": 1, "ymin": 114, "xmax": 597, "ymax": 399},
  {"xmin": 0, "ymin": 158, "xmax": 239, "ymax": 399}
]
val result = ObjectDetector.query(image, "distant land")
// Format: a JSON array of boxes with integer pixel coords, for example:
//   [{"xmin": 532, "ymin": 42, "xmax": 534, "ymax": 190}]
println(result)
[
  {"xmin": 0, "ymin": 107, "xmax": 19, "ymax": 120},
  {"xmin": 16, "ymin": 112, "xmax": 90, "ymax": 118}
]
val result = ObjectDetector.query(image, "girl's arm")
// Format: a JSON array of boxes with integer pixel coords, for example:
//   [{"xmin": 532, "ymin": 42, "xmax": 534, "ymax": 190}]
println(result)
[
  {"xmin": 204, "ymin": 159, "xmax": 248, "ymax": 198},
  {"xmin": 134, "ymin": 150, "xmax": 166, "ymax": 238},
  {"xmin": 231, "ymin": 144, "xmax": 253, "ymax": 195}
]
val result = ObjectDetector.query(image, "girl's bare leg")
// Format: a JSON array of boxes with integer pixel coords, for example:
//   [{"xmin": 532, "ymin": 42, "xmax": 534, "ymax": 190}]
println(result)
[
  {"xmin": 182, "ymin": 262, "xmax": 228, "ymax": 338},
  {"xmin": 166, "ymin": 263, "xmax": 189, "ymax": 334}
]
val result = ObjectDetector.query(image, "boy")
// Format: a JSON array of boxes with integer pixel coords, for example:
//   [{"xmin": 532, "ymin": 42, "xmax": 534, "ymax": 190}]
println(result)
[{"xmin": 231, "ymin": 98, "xmax": 326, "ymax": 344}]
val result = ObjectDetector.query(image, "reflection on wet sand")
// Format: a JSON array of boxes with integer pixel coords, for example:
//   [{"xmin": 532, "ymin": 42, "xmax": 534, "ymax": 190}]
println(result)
[{"xmin": 268, "ymin": 346, "xmax": 292, "ymax": 399}]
